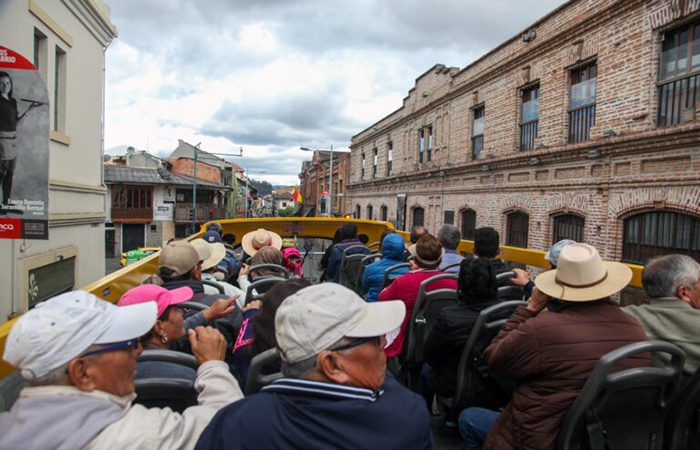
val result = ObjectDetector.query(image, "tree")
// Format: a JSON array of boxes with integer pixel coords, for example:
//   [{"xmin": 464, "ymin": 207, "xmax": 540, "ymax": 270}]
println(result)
[{"xmin": 277, "ymin": 206, "xmax": 295, "ymax": 217}]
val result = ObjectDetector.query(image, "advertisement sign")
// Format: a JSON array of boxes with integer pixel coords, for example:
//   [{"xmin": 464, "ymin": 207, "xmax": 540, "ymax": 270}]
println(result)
[{"xmin": 0, "ymin": 45, "xmax": 49, "ymax": 239}]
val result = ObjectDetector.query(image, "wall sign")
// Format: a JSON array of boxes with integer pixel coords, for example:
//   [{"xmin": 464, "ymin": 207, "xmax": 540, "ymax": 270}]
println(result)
[{"xmin": 0, "ymin": 46, "xmax": 49, "ymax": 239}]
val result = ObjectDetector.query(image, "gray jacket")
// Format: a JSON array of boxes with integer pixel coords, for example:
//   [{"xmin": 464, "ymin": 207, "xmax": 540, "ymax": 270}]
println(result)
[{"xmin": 624, "ymin": 297, "xmax": 700, "ymax": 377}]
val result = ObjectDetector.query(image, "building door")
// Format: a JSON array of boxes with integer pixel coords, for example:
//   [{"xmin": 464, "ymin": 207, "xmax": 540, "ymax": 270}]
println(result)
[
  {"xmin": 105, "ymin": 229, "xmax": 116, "ymax": 258},
  {"xmin": 122, "ymin": 223, "xmax": 145, "ymax": 253},
  {"xmin": 396, "ymin": 194, "xmax": 407, "ymax": 230}
]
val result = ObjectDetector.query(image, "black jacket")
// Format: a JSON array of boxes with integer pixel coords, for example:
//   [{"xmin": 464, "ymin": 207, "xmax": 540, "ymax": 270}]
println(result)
[{"xmin": 424, "ymin": 298, "xmax": 500, "ymax": 397}]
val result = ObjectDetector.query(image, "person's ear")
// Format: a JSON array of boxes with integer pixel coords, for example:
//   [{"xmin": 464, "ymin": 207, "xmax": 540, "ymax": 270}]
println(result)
[
  {"xmin": 317, "ymin": 352, "xmax": 351, "ymax": 385},
  {"xmin": 677, "ymin": 284, "xmax": 692, "ymax": 303},
  {"xmin": 67, "ymin": 358, "xmax": 98, "ymax": 392}
]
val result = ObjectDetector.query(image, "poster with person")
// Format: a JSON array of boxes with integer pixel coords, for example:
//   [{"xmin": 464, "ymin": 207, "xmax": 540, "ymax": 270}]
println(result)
[{"xmin": 0, "ymin": 45, "xmax": 49, "ymax": 240}]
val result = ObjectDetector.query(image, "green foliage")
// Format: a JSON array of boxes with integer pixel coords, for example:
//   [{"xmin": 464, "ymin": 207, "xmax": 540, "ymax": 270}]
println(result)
[{"xmin": 277, "ymin": 206, "xmax": 295, "ymax": 217}]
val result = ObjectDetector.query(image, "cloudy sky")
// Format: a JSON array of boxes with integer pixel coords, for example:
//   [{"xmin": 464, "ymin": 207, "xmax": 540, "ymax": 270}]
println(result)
[{"xmin": 105, "ymin": 0, "xmax": 565, "ymax": 185}]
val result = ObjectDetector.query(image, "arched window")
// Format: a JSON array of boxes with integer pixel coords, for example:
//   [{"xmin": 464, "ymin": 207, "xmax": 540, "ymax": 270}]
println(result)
[
  {"xmin": 355, "ymin": 204, "xmax": 361, "ymax": 219},
  {"xmin": 367, "ymin": 205, "xmax": 373, "ymax": 220},
  {"xmin": 380, "ymin": 205, "xmax": 388, "ymax": 222},
  {"xmin": 506, "ymin": 211, "xmax": 529, "ymax": 248},
  {"xmin": 553, "ymin": 214, "xmax": 585, "ymax": 243},
  {"xmin": 412, "ymin": 207, "xmax": 425, "ymax": 228},
  {"xmin": 623, "ymin": 211, "xmax": 700, "ymax": 264},
  {"xmin": 461, "ymin": 209, "xmax": 476, "ymax": 241}
]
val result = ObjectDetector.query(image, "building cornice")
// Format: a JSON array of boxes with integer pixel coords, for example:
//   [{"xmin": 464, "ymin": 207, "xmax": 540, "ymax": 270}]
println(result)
[
  {"xmin": 351, "ymin": 0, "xmax": 640, "ymax": 149},
  {"xmin": 62, "ymin": 0, "xmax": 117, "ymax": 46},
  {"xmin": 347, "ymin": 124, "xmax": 700, "ymax": 190}
]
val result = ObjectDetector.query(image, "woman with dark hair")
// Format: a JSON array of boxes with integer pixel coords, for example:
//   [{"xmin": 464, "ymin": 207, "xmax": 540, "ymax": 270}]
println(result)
[
  {"xmin": 319, "ymin": 227, "xmax": 345, "ymax": 281},
  {"xmin": 0, "ymin": 71, "xmax": 18, "ymax": 206},
  {"xmin": 232, "ymin": 278, "xmax": 311, "ymax": 386},
  {"xmin": 417, "ymin": 257, "xmax": 502, "ymax": 411}
]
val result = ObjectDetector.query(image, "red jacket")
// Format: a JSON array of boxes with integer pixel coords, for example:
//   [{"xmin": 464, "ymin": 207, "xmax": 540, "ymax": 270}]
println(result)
[{"xmin": 377, "ymin": 269, "xmax": 458, "ymax": 356}]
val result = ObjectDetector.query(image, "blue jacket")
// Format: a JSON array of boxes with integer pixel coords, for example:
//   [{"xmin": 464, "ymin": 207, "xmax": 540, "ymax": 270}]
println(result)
[
  {"xmin": 363, "ymin": 234, "xmax": 408, "ymax": 302},
  {"xmin": 326, "ymin": 239, "xmax": 371, "ymax": 282},
  {"xmin": 196, "ymin": 375, "xmax": 433, "ymax": 450},
  {"xmin": 438, "ymin": 249, "xmax": 464, "ymax": 274}
]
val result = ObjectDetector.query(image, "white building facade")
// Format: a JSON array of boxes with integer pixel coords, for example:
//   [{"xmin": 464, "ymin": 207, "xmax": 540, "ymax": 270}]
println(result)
[{"xmin": 0, "ymin": 0, "xmax": 116, "ymax": 321}]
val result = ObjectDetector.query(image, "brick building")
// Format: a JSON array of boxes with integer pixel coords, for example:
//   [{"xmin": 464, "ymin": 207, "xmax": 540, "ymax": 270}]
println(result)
[
  {"xmin": 346, "ymin": 0, "xmax": 700, "ymax": 303},
  {"xmin": 299, "ymin": 151, "xmax": 351, "ymax": 216}
]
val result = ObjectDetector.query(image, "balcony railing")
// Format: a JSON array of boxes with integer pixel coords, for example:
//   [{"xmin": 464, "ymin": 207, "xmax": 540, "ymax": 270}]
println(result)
[
  {"xmin": 111, "ymin": 207, "xmax": 153, "ymax": 222},
  {"xmin": 519, "ymin": 120, "xmax": 538, "ymax": 151},
  {"xmin": 568, "ymin": 104, "xmax": 596, "ymax": 143},
  {"xmin": 174, "ymin": 204, "xmax": 227, "ymax": 222},
  {"xmin": 657, "ymin": 73, "xmax": 700, "ymax": 127}
]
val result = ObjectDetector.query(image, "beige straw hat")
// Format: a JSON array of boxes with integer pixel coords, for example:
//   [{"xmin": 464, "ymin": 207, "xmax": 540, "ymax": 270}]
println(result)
[
  {"xmin": 190, "ymin": 239, "xmax": 226, "ymax": 271},
  {"xmin": 241, "ymin": 228, "xmax": 283, "ymax": 256},
  {"xmin": 534, "ymin": 243, "xmax": 632, "ymax": 302}
]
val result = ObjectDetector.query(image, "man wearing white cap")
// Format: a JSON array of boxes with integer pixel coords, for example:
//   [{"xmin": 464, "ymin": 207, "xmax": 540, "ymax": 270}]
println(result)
[
  {"xmin": 196, "ymin": 284, "xmax": 433, "ymax": 449},
  {"xmin": 459, "ymin": 243, "xmax": 650, "ymax": 450},
  {"xmin": 0, "ymin": 291, "xmax": 243, "ymax": 450}
]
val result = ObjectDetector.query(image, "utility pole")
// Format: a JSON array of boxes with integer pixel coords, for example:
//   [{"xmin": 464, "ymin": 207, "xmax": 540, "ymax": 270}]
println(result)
[
  {"xmin": 328, "ymin": 144, "xmax": 334, "ymax": 216},
  {"xmin": 192, "ymin": 142, "xmax": 200, "ymax": 233}
]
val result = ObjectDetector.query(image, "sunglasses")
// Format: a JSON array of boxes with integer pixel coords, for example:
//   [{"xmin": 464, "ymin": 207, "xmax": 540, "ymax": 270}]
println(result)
[
  {"xmin": 330, "ymin": 336, "xmax": 382, "ymax": 352},
  {"xmin": 79, "ymin": 338, "xmax": 140, "ymax": 358}
]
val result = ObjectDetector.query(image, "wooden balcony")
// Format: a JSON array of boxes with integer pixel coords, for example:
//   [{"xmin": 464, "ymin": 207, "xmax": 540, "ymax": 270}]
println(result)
[
  {"xmin": 111, "ymin": 207, "xmax": 153, "ymax": 222},
  {"xmin": 174, "ymin": 203, "xmax": 227, "ymax": 223}
]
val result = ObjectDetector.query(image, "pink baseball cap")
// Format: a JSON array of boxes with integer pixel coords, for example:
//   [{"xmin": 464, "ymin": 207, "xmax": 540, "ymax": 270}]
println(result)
[{"xmin": 118, "ymin": 284, "xmax": 193, "ymax": 317}]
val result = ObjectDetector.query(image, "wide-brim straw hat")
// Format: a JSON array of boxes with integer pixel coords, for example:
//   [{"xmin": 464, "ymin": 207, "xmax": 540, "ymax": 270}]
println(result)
[
  {"xmin": 190, "ymin": 239, "xmax": 227, "ymax": 272},
  {"xmin": 241, "ymin": 228, "xmax": 283, "ymax": 256},
  {"xmin": 535, "ymin": 243, "xmax": 632, "ymax": 302}
]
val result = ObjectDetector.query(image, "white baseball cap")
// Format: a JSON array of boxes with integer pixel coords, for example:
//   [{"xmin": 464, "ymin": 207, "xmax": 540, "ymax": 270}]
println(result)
[
  {"xmin": 275, "ymin": 283, "xmax": 406, "ymax": 364},
  {"xmin": 3, "ymin": 291, "xmax": 157, "ymax": 380}
]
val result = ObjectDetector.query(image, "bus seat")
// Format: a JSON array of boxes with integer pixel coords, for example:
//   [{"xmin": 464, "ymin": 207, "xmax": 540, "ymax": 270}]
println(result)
[
  {"xmin": 244, "ymin": 276, "xmax": 287, "ymax": 305},
  {"xmin": 497, "ymin": 285, "xmax": 525, "ymax": 301},
  {"xmin": 400, "ymin": 274, "xmax": 458, "ymax": 388},
  {"xmin": 664, "ymin": 365, "xmax": 700, "ymax": 450},
  {"xmin": 247, "ymin": 264, "xmax": 290, "ymax": 282},
  {"xmin": 201, "ymin": 280, "xmax": 225, "ymax": 295},
  {"xmin": 441, "ymin": 262, "xmax": 461, "ymax": 273},
  {"xmin": 245, "ymin": 348, "xmax": 283, "ymax": 396},
  {"xmin": 438, "ymin": 300, "xmax": 526, "ymax": 414},
  {"xmin": 0, "ymin": 371, "xmax": 23, "ymax": 413},
  {"xmin": 495, "ymin": 270, "xmax": 516, "ymax": 287},
  {"xmin": 556, "ymin": 340, "xmax": 686, "ymax": 450},
  {"xmin": 138, "ymin": 349, "xmax": 198, "ymax": 370},
  {"xmin": 380, "ymin": 263, "xmax": 411, "ymax": 291},
  {"xmin": 133, "ymin": 378, "xmax": 198, "ymax": 413},
  {"xmin": 339, "ymin": 245, "xmax": 370, "ymax": 290},
  {"xmin": 354, "ymin": 253, "xmax": 382, "ymax": 297}
]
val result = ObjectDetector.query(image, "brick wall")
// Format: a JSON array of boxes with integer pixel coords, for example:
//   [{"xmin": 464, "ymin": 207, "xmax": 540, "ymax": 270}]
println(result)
[
  {"xmin": 170, "ymin": 158, "xmax": 221, "ymax": 185},
  {"xmin": 347, "ymin": 0, "xmax": 700, "ymax": 263}
]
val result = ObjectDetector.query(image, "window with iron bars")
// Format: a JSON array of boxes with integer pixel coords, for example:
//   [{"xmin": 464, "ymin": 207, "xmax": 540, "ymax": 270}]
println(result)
[
  {"xmin": 387, "ymin": 141, "xmax": 393, "ymax": 175},
  {"xmin": 361, "ymin": 153, "xmax": 365, "ymax": 178},
  {"xmin": 658, "ymin": 19, "xmax": 700, "ymax": 127},
  {"xmin": 568, "ymin": 62, "xmax": 596, "ymax": 143},
  {"xmin": 520, "ymin": 85, "xmax": 539, "ymax": 151},
  {"xmin": 418, "ymin": 127, "xmax": 433, "ymax": 163},
  {"xmin": 372, "ymin": 148, "xmax": 378, "ymax": 178},
  {"xmin": 472, "ymin": 107, "xmax": 484, "ymax": 160}
]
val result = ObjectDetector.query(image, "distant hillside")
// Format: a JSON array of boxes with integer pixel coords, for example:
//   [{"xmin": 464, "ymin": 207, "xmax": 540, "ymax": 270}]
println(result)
[{"xmin": 249, "ymin": 179, "xmax": 273, "ymax": 196}]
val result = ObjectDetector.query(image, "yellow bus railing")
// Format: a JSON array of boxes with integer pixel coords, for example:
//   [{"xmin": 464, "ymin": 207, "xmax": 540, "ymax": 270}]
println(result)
[{"xmin": 0, "ymin": 217, "xmax": 645, "ymax": 379}]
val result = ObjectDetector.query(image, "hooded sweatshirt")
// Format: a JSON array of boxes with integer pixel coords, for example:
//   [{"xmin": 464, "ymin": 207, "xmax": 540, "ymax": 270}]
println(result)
[{"xmin": 362, "ymin": 234, "xmax": 409, "ymax": 302}]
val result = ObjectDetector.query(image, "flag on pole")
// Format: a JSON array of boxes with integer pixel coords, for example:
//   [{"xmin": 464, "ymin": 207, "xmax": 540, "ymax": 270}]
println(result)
[{"xmin": 290, "ymin": 188, "xmax": 302, "ymax": 203}]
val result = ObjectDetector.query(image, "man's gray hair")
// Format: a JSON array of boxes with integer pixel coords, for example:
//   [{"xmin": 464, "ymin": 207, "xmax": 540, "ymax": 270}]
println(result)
[
  {"xmin": 280, "ymin": 337, "xmax": 355, "ymax": 379},
  {"xmin": 642, "ymin": 254, "xmax": 700, "ymax": 299},
  {"xmin": 24, "ymin": 362, "xmax": 70, "ymax": 387},
  {"xmin": 438, "ymin": 224, "xmax": 461, "ymax": 250}
]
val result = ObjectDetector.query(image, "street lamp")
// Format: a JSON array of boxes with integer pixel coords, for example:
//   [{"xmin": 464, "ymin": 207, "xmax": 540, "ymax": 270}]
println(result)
[{"xmin": 300, "ymin": 145, "xmax": 334, "ymax": 216}]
